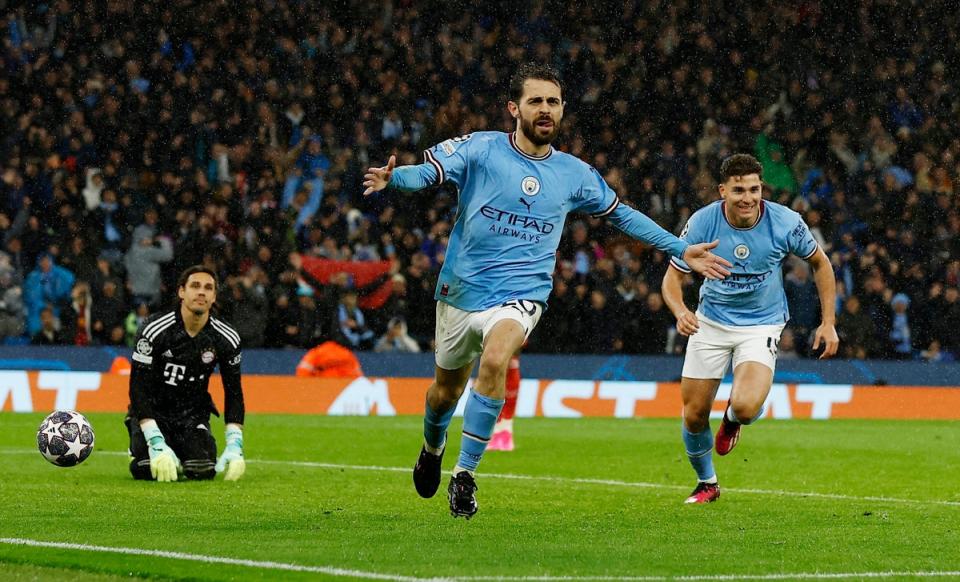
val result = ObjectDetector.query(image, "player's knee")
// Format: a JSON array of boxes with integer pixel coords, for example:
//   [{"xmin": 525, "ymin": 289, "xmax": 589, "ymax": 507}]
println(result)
[
  {"xmin": 483, "ymin": 338, "xmax": 516, "ymax": 368},
  {"xmin": 682, "ymin": 405, "xmax": 711, "ymax": 431},
  {"xmin": 130, "ymin": 458, "xmax": 153, "ymax": 480},
  {"xmin": 476, "ymin": 356, "xmax": 509, "ymax": 384},
  {"xmin": 183, "ymin": 459, "xmax": 216, "ymax": 480}
]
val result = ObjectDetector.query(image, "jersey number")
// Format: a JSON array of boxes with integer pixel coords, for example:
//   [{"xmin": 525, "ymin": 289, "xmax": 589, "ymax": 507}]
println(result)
[{"xmin": 503, "ymin": 299, "xmax": 538, "ymax": 317}]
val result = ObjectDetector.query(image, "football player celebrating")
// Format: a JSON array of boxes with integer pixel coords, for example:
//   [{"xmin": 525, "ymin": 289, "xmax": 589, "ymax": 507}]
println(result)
[
  {"xmin": 664, "ymin": 154, "xmax": 839, "ymax": 504},
  {"xmin": 364, "ymin": 62, "xmax": 732, "ymax": 518},
  {"xmin": 125, "ymin": 266, "xmax": 246, "ymax": 482}
]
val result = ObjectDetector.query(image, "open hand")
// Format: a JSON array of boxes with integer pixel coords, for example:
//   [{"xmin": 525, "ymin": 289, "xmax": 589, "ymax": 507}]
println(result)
[
  {"xmin": 682, "ymin": 240, "xmax": 732, "ymax": 280},
  {"xmin": 362, "ymin": 155, "xmax": 396, "ymax": 196}
]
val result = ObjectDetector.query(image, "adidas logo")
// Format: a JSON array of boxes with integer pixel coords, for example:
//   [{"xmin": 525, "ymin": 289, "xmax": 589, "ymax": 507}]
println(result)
[{"xmin": 162, "ymin": 350, "xmax": 173, "ymax": 358}]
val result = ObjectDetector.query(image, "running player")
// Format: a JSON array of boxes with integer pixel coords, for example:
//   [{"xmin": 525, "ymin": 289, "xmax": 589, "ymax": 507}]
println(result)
[
  {"xmin": 663, "ymin": 153, "xmax": 839, "ymax": 504},
  {"xmin": 363, "ymin": 63, "xmax": 732, "ymax": 518}
]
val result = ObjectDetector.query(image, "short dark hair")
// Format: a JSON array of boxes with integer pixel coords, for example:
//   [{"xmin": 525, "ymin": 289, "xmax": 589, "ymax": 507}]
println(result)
[
  {"xmin": 720, "ymin": 154, "xmax": 763, "ymax": 182},
  {"xmin": 510, "ymin": 62, "xmax": 563, "ymax": 102},
  {"xmin": 177, "ymin": 265, "xmax": 219, "ymax": 292}
]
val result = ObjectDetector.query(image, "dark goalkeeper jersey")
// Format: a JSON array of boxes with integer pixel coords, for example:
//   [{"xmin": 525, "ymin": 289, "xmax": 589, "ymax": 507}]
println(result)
[{"xmin": 128, "ymin": 308, "xmax": 245, "ymax": 425}]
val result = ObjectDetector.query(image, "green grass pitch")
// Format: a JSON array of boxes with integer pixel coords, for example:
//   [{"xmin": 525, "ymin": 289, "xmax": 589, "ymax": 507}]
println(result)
[{"xmin": 0, "ymin": 413, "xmax": 958, "ymax": 581}]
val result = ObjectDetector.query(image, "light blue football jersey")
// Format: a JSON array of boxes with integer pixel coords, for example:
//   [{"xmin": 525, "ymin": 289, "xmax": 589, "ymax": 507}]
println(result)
[
  {"xmin": 670, "ymin": 199, "xmax": 818, "ymax": 326},
  {"xmin": 395, "ymin": 131, "xmax": 689, "ymax": 311}
]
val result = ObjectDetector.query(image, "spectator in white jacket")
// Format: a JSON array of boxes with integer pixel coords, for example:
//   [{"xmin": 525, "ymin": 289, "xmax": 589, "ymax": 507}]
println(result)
[{"xmin": 124, "ymin": 222, "xmax": 172, "ymax": 307}]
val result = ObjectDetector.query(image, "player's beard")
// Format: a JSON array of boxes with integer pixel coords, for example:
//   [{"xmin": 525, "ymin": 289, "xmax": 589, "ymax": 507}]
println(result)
[{"xmin": 518, "ymin": 112, "xmax": 560, "ymax": 146}]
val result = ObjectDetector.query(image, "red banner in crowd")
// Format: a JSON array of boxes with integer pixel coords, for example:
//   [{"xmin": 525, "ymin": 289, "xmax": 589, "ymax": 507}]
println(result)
[
  {"xmin": 3, "ymin": 372, "xmax": 960, "ymax": 420},
  {"xmin": 300, "ymin": 257, "xmax": 393, "ymax": 309}
]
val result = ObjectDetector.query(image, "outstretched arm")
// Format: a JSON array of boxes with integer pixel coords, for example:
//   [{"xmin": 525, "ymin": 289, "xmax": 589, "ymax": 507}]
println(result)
[
  {"xmin": 363, "ymin": 155, "xmax": 440, "ymax": 196},
  {"xmin": 605, "ymin": 202, "xmax": 688, "ymax": 257},
  {"xmin": 607, "ymin": 204, "xmax": 731, "ymax": 280},
  {"xmin": 807, "ymin": 247, "xmax": 839, "ymax": 359}
]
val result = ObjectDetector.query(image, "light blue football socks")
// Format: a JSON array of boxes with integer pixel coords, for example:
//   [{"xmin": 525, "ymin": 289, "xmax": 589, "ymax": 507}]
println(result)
[
  {"xmin": 423, "ymin": 397, "xmax": 456, "ymax": 453},
  {"xmin": 682, "ymin": 425, "xmax": 717, "ymax": 483},
  {"xmin": 455, "ymin": 391, "xmax": 504, "ymax": 474}
]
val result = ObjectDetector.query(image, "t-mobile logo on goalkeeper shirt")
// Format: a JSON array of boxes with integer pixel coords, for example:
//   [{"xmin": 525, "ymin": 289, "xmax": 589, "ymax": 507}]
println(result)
[{"xmin": 163, "ymin": 363, "xmax": 186, "ymax": 386}]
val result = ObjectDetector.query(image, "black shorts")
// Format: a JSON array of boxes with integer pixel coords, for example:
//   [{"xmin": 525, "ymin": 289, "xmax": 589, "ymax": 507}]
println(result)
[{"xmin": 126, "ymin": 416, "xmax": 217, "ymax": 480}]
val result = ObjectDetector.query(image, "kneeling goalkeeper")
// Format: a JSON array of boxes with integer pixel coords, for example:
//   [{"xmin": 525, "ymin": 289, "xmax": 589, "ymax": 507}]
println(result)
[{"xmin": 125, "ymin": 265, "xmax": 246, "ymax": 482}]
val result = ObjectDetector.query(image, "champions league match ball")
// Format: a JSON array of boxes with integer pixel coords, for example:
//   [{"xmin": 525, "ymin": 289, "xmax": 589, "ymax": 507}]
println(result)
[{"xmin": 37, "ymin": 410, "xmax": 95, "ymax": 467}]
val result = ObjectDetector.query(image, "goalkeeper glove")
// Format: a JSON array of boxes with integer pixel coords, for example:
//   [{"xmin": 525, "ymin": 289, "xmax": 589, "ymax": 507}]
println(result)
[
  {"xmin": 141, "ymin": 420, "xmax": 181, "ymax": 482},
  {"xmin": 215, "ymin": 424, "xmax": 245, "ymax": 481}
]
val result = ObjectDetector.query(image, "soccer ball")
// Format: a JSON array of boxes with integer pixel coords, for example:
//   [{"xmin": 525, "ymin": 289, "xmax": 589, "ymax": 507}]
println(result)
[{"xmin": 37, "ymin": 410, "xmax": 95, "ymax": 467}]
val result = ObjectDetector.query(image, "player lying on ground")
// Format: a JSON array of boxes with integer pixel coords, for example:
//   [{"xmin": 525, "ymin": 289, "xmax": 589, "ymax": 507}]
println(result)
[
  {"xmin": 663, "ymin": 153, "xmax": 839, "ymax": 504},
  {"xmin": 363, "ymin": 62, "xmax": 733, "ymax": 518}
]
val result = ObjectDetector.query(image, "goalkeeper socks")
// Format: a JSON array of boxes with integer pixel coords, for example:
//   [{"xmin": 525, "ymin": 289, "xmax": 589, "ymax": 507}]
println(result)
[
  {"xmin": 498, "ymin": 355, "xmax": 520, "ymax": 423},
  {"xmin": 682, "ymin": 425, "xmax": 716, "ymax": 482},
  {"xmin": 457, "ymin": 391, "xmax": 504, "ymax": 472},
  {"xmin": 423, "ymin": 397, "xmax": 456, "ymax": 453}
]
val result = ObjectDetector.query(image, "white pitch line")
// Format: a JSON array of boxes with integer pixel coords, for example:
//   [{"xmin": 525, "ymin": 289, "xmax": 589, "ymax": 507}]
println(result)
[
  {"xmin": 0, "ymin": 537, "xmax": 440, "ymax": 581},
  {"xmin": 1, "ymin": 538, "xmax": 958, "ymax": 582},
  {"xmin": 250, "ymin": 459, "xmax": 960, "ymax": 508},
  {"xmin": 458, "ymin": 572, "xmax": 960, "ymax": 581},
  {"xmin": 3, "ymin": 448, "xmax": 959, "ymax": 507}
]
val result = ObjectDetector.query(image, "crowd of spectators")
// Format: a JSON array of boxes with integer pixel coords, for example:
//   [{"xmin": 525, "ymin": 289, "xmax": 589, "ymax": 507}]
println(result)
[{"xmin": 1, "ymin": 0, "xmax": 959, "ymax": 361}]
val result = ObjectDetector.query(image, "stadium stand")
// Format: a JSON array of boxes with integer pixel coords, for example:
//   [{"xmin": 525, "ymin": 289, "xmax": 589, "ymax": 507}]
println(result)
[{"xmin": 1, "ymin": 1, "xmax": 958, "ymax": 361}]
